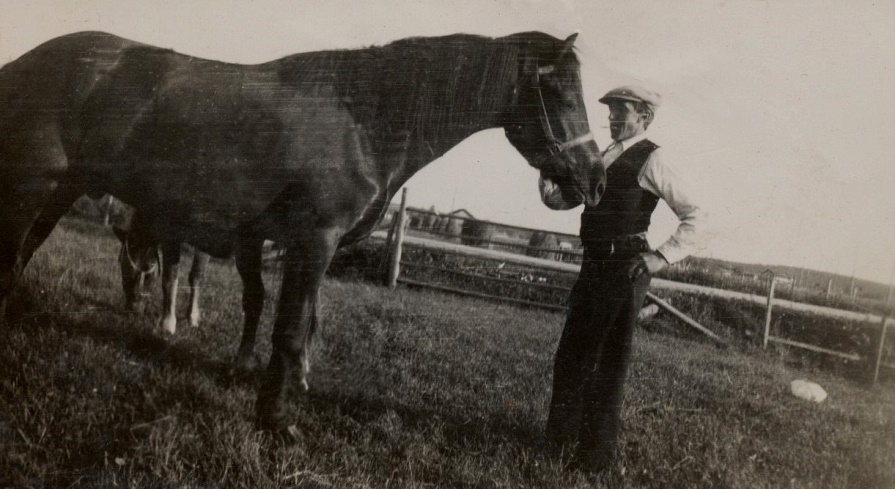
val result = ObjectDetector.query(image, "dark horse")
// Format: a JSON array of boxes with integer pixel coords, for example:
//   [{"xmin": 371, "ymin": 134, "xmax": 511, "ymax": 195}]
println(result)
[
  {"xmin": 0, "ymin": 31, "xmax": 604, "ymax": 433},
  {"xmin": 113, "ymin": 216, "xmax": 210, "ymax": 334}
]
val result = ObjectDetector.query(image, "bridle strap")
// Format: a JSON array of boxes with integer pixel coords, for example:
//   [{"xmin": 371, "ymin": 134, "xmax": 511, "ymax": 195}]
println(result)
[
  {"xmin": 532, "ymin": 64, "xmax": 594, "ymax": 155},
  {"xmin": 555, "ymin": 130, "xmax": 595, "ymax": 152},
  {"xmin": 121, "ymin": 237, "xmax": 159, "ymax": 276}
]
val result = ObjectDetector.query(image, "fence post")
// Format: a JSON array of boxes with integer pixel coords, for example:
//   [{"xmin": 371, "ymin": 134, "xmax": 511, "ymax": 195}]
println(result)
[
  {"xmin": 871, "ymin": 316, "xmax": 889, "ymax": 385},
  {"xmin": 388, "ymin": 188, "xmax": 408, "ymax": 290},
  {"xmin": 104, "ymin": 195, "xmax": 114, "ymax": 226},
  {"xmin": 762, "ymin": 275, "xmax": 777, "ymax": 349},
  {"xmin": 379, "ymin": 210, "xmax": 400, "ymax": 284},
  {"xmin": 384, "ymin": 211, "xmax": 399, "ymax": 256}
]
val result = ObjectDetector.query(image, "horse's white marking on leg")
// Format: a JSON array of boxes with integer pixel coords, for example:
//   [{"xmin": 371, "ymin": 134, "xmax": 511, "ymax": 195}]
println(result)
[
  {"xmin": 160, "ymin": 276, "xmax": 178, "ymax": 334},
  {"xmin": 188, "ymin": 286, "xmax": 200, "ymax": 328},
  {"xmin": 160, "ymin": 314, "xmax": 177, "ymax": 335},
  {"xmin": 298, "ymin": 336, "xmax": 311, "ymax": 392}
]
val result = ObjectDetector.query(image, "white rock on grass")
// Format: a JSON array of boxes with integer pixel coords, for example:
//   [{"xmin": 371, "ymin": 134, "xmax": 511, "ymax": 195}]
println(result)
[{"xmin": 790, "ymin": 379, "xmax": 828, "ymax": 403}]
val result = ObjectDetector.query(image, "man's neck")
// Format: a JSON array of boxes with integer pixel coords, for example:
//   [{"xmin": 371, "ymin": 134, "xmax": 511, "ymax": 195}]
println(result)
[{"xmin": 614, "ymin": 131, "xmax": 648, "ymax": 149}]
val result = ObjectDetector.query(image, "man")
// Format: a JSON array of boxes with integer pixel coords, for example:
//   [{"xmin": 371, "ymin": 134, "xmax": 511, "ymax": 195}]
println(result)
[{"xmin": 539, "ymin": 85, "xmax": 706, "ymax": 472}]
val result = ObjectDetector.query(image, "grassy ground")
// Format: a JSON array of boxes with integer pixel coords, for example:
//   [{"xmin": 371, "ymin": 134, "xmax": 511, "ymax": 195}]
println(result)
[{"xmin": 1, "ymin": 218, "xmax": 893, "ymax": 488}]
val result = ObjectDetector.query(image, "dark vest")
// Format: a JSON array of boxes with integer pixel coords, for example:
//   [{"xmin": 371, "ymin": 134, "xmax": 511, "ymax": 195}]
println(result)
[{"xmin": 580, "ymin": 139, "xmax": 660, "ymax": 245}]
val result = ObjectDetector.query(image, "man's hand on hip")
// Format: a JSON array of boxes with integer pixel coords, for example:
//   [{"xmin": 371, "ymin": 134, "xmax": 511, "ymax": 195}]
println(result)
[
  {"xmin": 627, "ymin": 252, "xmax": 667, "ymax": 282},
  {"xmin": 641, "ymin": 252, "xmax": 668, "ymax": 274}
]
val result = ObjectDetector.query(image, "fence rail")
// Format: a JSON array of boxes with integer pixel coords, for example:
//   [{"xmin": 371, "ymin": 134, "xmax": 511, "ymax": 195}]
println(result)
[{"xmin": 375, "ymin": 193, "xmax": 893, "ymax": 383}]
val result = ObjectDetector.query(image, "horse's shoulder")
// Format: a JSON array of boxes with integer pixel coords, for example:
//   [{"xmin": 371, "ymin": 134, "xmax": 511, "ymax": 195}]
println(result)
[{"xmin": 29, "ymin": 31, "xmax": 140, "ymax": 56}]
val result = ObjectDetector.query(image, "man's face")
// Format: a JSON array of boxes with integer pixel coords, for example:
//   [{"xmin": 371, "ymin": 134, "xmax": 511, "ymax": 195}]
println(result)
[{"xmin": 607, "ymin": 100, "xmax": 647, "ymax": 142}]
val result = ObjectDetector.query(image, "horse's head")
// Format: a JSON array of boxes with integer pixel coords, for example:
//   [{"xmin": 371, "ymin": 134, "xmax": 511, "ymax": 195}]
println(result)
[
  {"xmin": 502, "ymin": 32, "xmax": 605, "ymax": 209},
  {"xmin": 112, "ymin": 224, "xmax": 159, "ymax": 312}
]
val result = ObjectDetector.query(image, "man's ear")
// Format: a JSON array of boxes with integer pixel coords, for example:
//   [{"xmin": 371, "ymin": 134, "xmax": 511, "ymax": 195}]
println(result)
[{"xmin": 637, "ymin": 109, "xmax": 651, "ymax": 124}]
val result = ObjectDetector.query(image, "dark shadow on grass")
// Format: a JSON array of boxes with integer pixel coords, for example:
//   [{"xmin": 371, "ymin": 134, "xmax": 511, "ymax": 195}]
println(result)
[
  {"xmin": 294, "ymin": 387, "xmax": 545, "ymax": 452},
  {"xmin": 5, "ymin": 284, "xmax": 259, "ymax": 391},
  {"xmin": 13, "ymin": 284, "xmax": 552, "ymax": 456},
  {"xmin": 3, "ymin": 286, "xmax": 262, "ymax": 487}
]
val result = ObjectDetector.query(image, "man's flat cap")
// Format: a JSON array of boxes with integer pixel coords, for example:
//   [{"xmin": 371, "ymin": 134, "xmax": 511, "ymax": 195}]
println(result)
[{"xmin": 598, "ymin": 85, "xmax": 662, "ymax": 110}]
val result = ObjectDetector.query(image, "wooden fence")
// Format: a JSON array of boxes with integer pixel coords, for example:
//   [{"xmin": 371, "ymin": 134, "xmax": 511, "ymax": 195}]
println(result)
[{"xmin": 379, "ymin": 193, "xmax": 893, "ymax": 383}]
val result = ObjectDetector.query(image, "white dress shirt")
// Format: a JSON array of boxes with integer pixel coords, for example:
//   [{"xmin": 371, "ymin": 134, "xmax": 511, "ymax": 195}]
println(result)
[{"xmin": 540, "ymin": 133, "xmax": 706, "ymax": 264}]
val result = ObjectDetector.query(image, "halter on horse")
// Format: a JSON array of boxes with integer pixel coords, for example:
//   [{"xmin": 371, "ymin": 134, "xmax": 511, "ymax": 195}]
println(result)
[
  {"xmin": 0, "ymin": 31, "xmax": 604, "ymax": 435},
  {"xmin": 115, "ymin": 225, "xmax": 161, "ymax": 311},
  {"xmin": 114, "ymin": 215, "xmax": 209, "ymax": 333}
]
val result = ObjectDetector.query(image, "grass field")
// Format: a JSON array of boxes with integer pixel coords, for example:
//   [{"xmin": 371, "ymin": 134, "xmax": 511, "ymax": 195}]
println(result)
[{"xmin": 1, "ymin": 217, "xmax": 894, "ymax": 488}]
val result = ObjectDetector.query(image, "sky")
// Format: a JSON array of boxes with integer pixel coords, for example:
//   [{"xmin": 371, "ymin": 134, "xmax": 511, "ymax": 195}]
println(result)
[{"xmin": 2, "ymin": 0, "xmax": 894, "ymax": 284}]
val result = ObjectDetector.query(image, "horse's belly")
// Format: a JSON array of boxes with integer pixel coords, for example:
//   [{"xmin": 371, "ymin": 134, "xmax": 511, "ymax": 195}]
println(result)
[{"xmin": 87, "ymin": 70, "xmax": 388, "ymax": 244}]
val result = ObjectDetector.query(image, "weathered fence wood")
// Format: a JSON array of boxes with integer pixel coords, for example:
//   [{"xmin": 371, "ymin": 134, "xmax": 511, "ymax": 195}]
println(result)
[
  {"xmin": 872, "ymin": 315, "xmax": 890, "ymax": 384},
  {"xmin": 645, "ymin": 292, "xmax": 726, "ymax": 346},
  {"xmin": 374, "ymin": 227, "xmax": 892, "ymax": 372},
  {"xmin": 767, "ymin": 336, "xmax": 862, "ymax": 361},
  {"xmin": 402, "ymin": 261, "xmax": 572, "ymax": 292},
  {"xmin": 374, "ymin": 231, "xmax": 582, "ymax": 272},
  {"xmin": 387, "ymin": 189, "xmax": 408, "ymax": 289},
  {"xmin": 103, "ymin": 195, "xmax": 114, "ymax": 227},
  {"xmin": 397, "ymin": 277, "xmax": 566, "ymax": 312},
  {"xmin": 763, "ymin": 276, "xmax": 777, "ymax": 349},
  {"xmin": 372, "ymin": 231, "xmax": 894, "ymax": 326}
]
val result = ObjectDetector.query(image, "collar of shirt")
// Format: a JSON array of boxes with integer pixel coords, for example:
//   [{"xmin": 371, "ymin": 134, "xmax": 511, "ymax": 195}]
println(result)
[
  {"xmin": 603, "ymin": 132, "xmax": 648, "ymax": 168},
  {"xmin": 612, "ymin": 132, "xmax": 648, "ymax": 153}
]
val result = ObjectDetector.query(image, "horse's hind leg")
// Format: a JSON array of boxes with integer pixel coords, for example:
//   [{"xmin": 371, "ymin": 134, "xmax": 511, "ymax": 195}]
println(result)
[
  {"xmin": 234, "ymin": 235, "xmax": 265, "ymax": 374},
  {"xmin": 0, "ymin": 179, "xmax": 75, "ymax": 323},
  {"xmin": 255, "ymin": 234, "xmax": 337, "ymax": 434},
  {"xmin": 158, "ymin": 240, "xmax": 182, "ymax": 334},
  {"xmin": 0, "ymin": 214, "xmax": 35, "ymax": 324},
  {"xmin": 20, "ymin": 186, "xmax": 84, "ymax": 267},
  {"xmin": 187, "ymin": 249, "xmax": 209, "ymax": 328}
]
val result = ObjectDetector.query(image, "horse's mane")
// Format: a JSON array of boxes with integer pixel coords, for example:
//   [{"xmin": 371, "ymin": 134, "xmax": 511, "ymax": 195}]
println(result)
[{"xmin": 275, "ymin": 33, "xmax": 572, "ymax": 143}]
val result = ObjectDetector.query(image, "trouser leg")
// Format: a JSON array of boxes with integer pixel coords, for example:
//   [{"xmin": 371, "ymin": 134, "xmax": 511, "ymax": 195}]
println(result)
[
  {"xmin": 546, "ymin": 264, "xmax": 601, "ymax": 449},
  {"xmin": 575, "ymin": 269, "xmax": 651, "ymax": 470}
]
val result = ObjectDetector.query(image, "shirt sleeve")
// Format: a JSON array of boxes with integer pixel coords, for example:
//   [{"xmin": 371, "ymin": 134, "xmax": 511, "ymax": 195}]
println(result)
[
  {"xmin": 538, "ymin": 175, "xmax": 580, "ymax": 211},
  {"xmin": 637, "ymin": 148, "xmax": 708, "ymax": 264}
]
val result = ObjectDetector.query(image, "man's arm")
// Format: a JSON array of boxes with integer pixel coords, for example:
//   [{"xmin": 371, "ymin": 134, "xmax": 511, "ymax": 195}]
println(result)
[{"xmin": 637, "ymin": 148, "xmax": 708, "ymax": 272}]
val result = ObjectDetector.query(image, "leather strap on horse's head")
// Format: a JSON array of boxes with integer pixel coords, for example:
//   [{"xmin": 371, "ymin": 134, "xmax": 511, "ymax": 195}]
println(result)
[
  {"xmin": 532, "ymin": 64, "xmax": 594, "ymax": 156},
  {"xmin": 120, "ymin": 236, "xmax": 160, "ymax": 293}
]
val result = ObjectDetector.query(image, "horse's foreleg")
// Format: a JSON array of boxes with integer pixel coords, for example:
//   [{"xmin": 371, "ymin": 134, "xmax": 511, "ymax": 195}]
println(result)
[
  {"xmin": 0, "ymin": 176, "xmax": 67, "ymax": 324},
  {"xmin": 234, "ymin": 236, "xmax": 265, "ymax": 373},
  {"xmin": 20, "ymin": 187, "xmax": 83, "ymax": 268},
  {"xmin": 0, "ymin": 221, "xmax": 31, "ymax": 325},
  {"xmin": 159, "ymin": 241, "xmax": 181, "ymax": 334},
  {"xmin": 255, "ymin": 236, "xmax": 336, "ymax": 433},
  {"xmin": 187, "ymin": 250, "xmax": 209, "ymax": 328}
]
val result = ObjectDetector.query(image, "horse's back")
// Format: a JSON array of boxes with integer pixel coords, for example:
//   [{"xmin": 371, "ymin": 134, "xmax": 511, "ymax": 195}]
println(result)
[
  {"xmin": 0, "ymin": 32, "xmax": 152, "ymax": 183},
  {"xmin": 0, "ymin": 31, "xmax": 142, "ymax": 111}
]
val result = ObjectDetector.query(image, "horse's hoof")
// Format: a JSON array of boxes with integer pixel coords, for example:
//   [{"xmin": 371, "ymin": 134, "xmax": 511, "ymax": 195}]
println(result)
[
  {"xmin": 255, "ymin": 414, "xmax": 300, "ymax": 445},
  {"xmin": 160, "ymin": 317, "xmax": 177, "ymax": 335}
]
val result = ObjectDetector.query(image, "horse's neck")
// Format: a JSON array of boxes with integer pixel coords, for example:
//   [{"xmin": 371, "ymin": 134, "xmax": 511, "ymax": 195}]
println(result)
[
  {"xmin": 276, "ymin": 37, "xmax": 519, "ymax": 191},
  {"xmin": 374, "ymin": 37, "xmax": 519, "ymax": 180}
]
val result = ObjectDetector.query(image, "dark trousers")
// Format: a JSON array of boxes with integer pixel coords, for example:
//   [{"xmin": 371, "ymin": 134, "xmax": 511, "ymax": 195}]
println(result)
[{"xmin": 546, "ymin": 245, "xmax": 651, "ymax": 471}]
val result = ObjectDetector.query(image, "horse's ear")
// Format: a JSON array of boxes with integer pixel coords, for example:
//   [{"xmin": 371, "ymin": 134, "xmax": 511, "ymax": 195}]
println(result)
[{"xmin": 558, "ymin": 33, "xmax": 579, "ymax": 60}]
